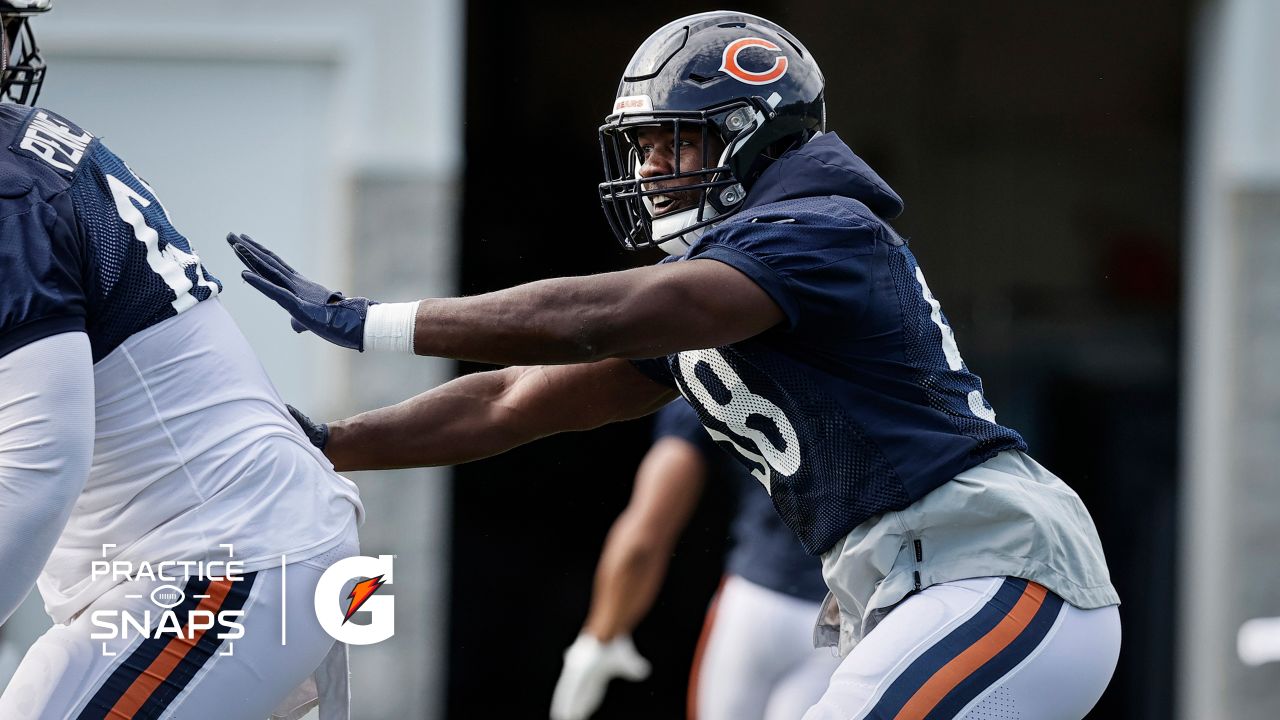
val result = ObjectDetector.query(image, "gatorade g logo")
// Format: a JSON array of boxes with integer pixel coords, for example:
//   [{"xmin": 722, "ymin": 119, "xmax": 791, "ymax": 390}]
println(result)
[
  {"xmin": 720, "ymin": 37, "xmax": 788, "ymax": 86},
  {"xmin": 314, "ymin": 555, "xmax": 395, "ymax": 645}
]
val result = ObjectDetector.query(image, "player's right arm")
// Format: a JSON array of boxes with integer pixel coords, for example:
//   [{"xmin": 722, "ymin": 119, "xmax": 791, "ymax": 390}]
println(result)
[
  {"xmin": 0, "ymin": 332, "xmax": 94, "ymax": 626},
  {"xmin": 0, "ymin": 168, "xmax": 94, "ymax": 625},
  {"xmin": 323, "ymin": 357, "xmax": 677, "ymax": 472},
  {"xmin": 549, "ymin": 434, "xmax": 706, "ymax": 720}
]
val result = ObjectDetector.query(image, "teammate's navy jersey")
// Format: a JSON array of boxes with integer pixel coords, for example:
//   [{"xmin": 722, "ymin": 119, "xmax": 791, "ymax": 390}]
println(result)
[
  {"xmin": 633, "ymin": 132, "xmax": 1027, "ymax": 555},
  {"xmin": 653, "ymin": 400, "xmax": 827, "ymax": 603},
  {"xmin": 0, "ymin": 105, "xmax": 221, "ymax": 361}
]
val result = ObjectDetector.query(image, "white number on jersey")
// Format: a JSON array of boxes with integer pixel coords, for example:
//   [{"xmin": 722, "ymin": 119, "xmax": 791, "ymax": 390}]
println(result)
[
  {"xmin": 677, "ymin": 348, "xmax": 801, "ymax": 494},
  {"xmin": 913, "ymin": 266, "xmax": 997, "ymax": 423},
  {"xmin": 105, "ymin": 174, "xmax": 218, "ymax": 313}
]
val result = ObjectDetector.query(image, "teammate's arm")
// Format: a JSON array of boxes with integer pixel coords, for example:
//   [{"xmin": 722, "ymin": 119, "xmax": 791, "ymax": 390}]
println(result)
[
  {"xmin": 549, "ymin": 435, "xmax": 706, "ymax": 720},
  {"xmin": 0, "ymin": 332, "xmax": 95, "ymax": 625},
  {"xmin": 324, "ymin": 358, "xmax": 677, "ymax": 472},
  {"xmin": 228, "ymin": 233, "xmax": 784, "ymax": 364},
  {"xmin": 583, "ymin": 437, "xmax": 707, "ymax": 641}
]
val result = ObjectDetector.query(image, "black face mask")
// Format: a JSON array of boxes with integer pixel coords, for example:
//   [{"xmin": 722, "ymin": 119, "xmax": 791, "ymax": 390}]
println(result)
[
  {"xmin": 1, "ymin": 15, "xmax": 46, "ymax": 106},
  {"xmin": 598, "ymin": 110, "xmax": 741, "ymax": 251}
]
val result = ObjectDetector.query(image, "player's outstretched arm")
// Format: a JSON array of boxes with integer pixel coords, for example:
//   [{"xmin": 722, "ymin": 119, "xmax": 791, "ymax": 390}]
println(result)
[
  {"xmin": 550, "ymin": 437, "xmax": 707, "ymax": 720},
  {"xmin": 227, "ymin": 232, "xmax": 784, "ymax": 365},
  {"xmin": 322, "ymin": 358, "xmax": 677, "ymax": 472},
  {"xmin": 0, "ymin": 332, "xmax": 94, "ymax": 626}
]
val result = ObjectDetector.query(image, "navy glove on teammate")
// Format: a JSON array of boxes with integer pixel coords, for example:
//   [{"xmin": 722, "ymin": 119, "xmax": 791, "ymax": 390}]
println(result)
[
  {"xmin": 286, "ymin": 404, "xmax": 329, "ymax": 452},
  {"xmin": 227, "ymin": 233, "xmax": 373, "ymax": 351}
]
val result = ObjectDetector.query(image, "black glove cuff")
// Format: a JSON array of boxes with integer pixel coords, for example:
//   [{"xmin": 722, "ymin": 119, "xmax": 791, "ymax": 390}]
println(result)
[{"xmin": 287, "ymin": 404, "xmax": 330, "ymax": 451}]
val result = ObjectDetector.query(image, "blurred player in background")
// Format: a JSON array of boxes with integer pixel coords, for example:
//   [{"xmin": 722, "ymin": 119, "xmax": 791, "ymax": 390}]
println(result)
[
  {"xmin": 0, "ymin": 3, "xmax": 361, "ymax": 718},
  {"xmin": 550, "ymin": 400, "xmax": 838, "ymax": 720},
  {"xmin": 235, "ymin": 10, "xmax": 1121, "ymax": 718}
]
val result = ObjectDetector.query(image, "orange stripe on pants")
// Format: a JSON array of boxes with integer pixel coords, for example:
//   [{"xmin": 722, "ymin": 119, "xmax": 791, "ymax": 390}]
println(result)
[
  {"xmin": 893, "ymin": 581, "xmax": 1048, "ymax": 720},
  {"xmin": 687, "ymin": 575, "xmax": 728, "ymax": 720},
  {"xmin": 105, "ymin": 578, "xmax": 234, "ymax": 719}
]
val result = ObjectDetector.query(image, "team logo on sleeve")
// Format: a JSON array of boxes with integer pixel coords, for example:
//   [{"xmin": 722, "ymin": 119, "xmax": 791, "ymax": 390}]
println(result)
[{"xmin": 720, "ymin": 37, "xmax": 789, "ymax": 85}]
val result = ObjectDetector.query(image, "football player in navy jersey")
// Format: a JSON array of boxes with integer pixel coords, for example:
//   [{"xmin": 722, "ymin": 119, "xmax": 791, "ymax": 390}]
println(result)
[
  {"xmin": 0, "ymin": 4, "xmax": 363, "ymax": 718},
  {"xmin": 550, "ymin": 400, "xmax": 838, "ymax": 720},
  {"xmin": 236, "ymin": 11, "xmax": 1121, "ymax": 718}
]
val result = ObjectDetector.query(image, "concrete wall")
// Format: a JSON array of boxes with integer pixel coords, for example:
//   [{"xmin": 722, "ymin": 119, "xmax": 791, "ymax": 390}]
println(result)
[
  {"xmin": 1182, "ymin": 1, "xmax": 1280, "ymax": 718},
  {"xmin": 0, "ymin": 2, "xmax": 462, "ymax": 718}
]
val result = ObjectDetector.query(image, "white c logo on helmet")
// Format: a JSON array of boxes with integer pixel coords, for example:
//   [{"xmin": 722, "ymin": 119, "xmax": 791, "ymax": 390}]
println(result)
[{"xmin": 720, "ymin": 37, "xmax": 788, "ymax": 86}]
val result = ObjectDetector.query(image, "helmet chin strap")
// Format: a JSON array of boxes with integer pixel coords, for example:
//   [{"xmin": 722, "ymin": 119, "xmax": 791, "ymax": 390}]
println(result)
[{"xmin": 651, "ymin": 205, "xmax": 720, "ymax": 256}]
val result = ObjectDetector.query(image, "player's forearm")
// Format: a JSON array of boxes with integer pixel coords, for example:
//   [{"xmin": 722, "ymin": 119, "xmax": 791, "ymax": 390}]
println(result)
[
  {"xmin": 582, "ymin": 440, "xmax": 706, "ymax": 641},
  {"xmin": 325, "ymin": 369, "xmax": 539, "ymax": 472},
  {"xmin": 0, "ymin": 333, "xmax": 94, "ymax": 625},
  {"xmin": 233, "ymin": 233, "xmax": 783, "ymax": 362},
  {"xmin": 412, "ymin": 269, "xmax": 679, "ymax": 365},
  {"xmin": 325, "ymin": 361, "xmax": 674, "ymax": 472},
  {"xmin": 0, "ymin": 479, "xmax": 82, "ymax": 624},
  {"xmin": 583, "ymin": 521, "xmax": 675, "ymax": 642}
]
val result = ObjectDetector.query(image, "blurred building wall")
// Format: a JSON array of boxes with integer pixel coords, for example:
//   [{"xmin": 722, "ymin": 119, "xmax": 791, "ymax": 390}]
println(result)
[
  {"xmin": 1183, "ymin": 0, "xmax": 1280, "ymax": 718},
  {"xmin": 0, "ymin": 2, "xmax": 462, "ymax": 718}
]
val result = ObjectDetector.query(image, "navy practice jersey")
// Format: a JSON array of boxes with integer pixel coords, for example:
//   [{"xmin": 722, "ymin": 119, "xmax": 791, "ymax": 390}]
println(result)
[
  {"xmin": 0, "ymin": 105, "xmax": 221, "ymax": 361},
  {"xmin": 633, "ymin": 133, "xmax": 1027, "ymax": 555},
  {"xmin": 654, "ymin": 400, "xmax": 827, "ymax": 603}
]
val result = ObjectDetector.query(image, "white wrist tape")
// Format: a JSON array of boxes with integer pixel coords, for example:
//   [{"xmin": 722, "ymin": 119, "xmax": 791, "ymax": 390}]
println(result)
[{"xmin": 363, "ymin": 301, "xmax": 420, "ymax": 354}]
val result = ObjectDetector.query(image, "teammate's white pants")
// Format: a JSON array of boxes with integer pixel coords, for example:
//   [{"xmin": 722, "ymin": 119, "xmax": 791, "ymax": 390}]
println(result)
[
  {"xmin": 0, "ymin": 531, "xmax": 358, "ymax": 720},
  {"xmin": 801, "ymin": 576, "xmax": 1120, "ymax": 720},
  {"xmin": 691, "ymin": 575, "xmax": 841, "ymax": 720}
]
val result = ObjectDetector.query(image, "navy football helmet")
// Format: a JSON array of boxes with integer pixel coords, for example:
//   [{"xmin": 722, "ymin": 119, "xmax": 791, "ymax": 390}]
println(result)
[
  {"xmin": 0, "ymin": 0, "xmax": 49, "ymax": 105},
  {"xmin": 599, "ymin": 12, "xmax": 825, "ymax": 254}
]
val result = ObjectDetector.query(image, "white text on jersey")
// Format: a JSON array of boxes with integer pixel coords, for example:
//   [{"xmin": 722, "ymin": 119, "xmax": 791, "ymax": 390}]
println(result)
[{"xmin": 21, "ymin": 111, "xmax": 93, "ymax": 173}]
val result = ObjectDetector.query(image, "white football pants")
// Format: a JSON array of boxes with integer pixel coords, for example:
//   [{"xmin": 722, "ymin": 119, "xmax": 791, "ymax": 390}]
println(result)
[
  {"xmin": 691, "ymin": 574, "xmax": 842, "ymax": 720},
  {"xmin": 801, "ymin": 576, "xmax": 1120, "ymax": 720}
]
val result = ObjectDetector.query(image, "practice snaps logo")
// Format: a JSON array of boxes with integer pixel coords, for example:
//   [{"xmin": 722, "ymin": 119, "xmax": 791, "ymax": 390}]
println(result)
[
  {"xmin": 313, "ymin": 555, "xmax": 395, "ymax": 645},
  {"xmin": 88, "ymin": 544, "xmax": 247, "ymax": 658}
]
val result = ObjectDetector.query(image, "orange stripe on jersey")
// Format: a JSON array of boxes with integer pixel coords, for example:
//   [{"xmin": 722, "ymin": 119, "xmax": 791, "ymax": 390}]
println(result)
[
  {"xmin": 105, "ymin": 578, "xmax": 233, "ymax": 719},
  {"xmin": 893, "ymin": 581, "xmax": 1048, "ymax": 720}
]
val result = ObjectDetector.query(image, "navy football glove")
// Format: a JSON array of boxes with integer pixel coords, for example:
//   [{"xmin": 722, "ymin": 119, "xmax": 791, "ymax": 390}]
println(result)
[
  {"xmin": 227, "ymin": 233, "xmax": 373, "ymax": 351},
  {"xmin": 286, "ymin": 404, "xmax": 329, "ymax": 451}
]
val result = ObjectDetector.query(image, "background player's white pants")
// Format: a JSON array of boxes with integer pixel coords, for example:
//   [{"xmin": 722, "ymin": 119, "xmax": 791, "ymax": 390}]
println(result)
[
  {"xmin": 691, "ymin": 575, "xmax": 841, "ymax": 720},
  {"xmin": 0, "ymin": 529, "xmax": 358, "ymax": 720},
  {"xmin": 801, "ymin": 576, "xmax": 1120, "ymax": 720}
]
